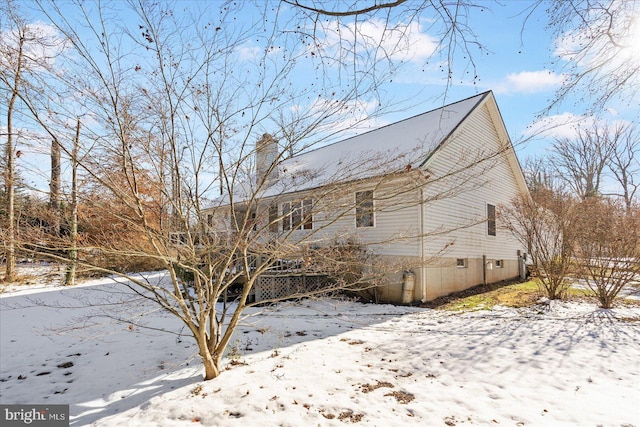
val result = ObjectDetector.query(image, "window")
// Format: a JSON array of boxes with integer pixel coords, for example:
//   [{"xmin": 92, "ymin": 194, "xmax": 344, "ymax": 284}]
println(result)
[
  {"xmin": 269, "ymin": 204, "xmax": 278, "ymax": 232},
  {"xmin": 356, "ymin": 191, "xmax": 374, "ymax": 228},
  {"xmin": 456, "ymin": 258, "xmax": 468, "ymax": 268},
  {"xmin": 487, "ymin": 204, "xmax": 496, "ymax": 236},
  {"xmin": 231, "ymin": 209, "xmax": 256, "ymax": 231},
  {"xmin": 282, "ymin": 199, "xmax": 313, "ymax": 231},
  {"xmin": 495, "ymin": 259, "xmax": 504, "ymax": 268},
  {"xmin": 169, "ymin": 232, "xmax": 187, "ymax": 245},
  {"xmin": 282, "ymin": 202, "xmax": 291, "ymax": 231},
  {"xmin": 292, "ymin": 202, "xmax": 302, "ymax": 229},
  {"xmin": 249, "ymin": 212, "xmax": 257, "ymax": 231},
  {"xmin": 301, "ymin": 198, "xmax": 313, "ymax": 230}
]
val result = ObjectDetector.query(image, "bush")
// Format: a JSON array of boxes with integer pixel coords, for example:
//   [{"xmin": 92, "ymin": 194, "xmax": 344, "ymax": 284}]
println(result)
[
  {"xmin": 573, "ymin": 199, "xmax": 640, "ymax": 308},
  {"xmin": 503, "ymin": 191, "xmax": 577, "ymax": 300}
]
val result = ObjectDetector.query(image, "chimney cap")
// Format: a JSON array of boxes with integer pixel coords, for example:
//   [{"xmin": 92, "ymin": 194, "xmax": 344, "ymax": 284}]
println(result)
[{"xmin": 257, "ymin": 133, "xmax": 275, "ymax": 148}]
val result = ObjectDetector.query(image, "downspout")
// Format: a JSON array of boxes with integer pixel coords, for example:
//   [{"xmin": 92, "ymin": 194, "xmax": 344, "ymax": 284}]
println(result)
[
  {"xmin": 420, "ymin": 187, "xmax": 427, "ymax": 303},
  {"xmin": 482, "ymin": 254, "xmax": 487, "ymax": 286}
]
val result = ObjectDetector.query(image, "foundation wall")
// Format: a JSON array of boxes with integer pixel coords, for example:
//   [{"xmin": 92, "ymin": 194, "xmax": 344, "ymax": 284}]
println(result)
[{"xmin": 375, "ymin": 256, "xmax": 521, "ymax": 304}]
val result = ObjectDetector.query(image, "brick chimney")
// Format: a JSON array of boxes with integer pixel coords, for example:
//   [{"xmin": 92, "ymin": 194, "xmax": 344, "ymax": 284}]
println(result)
[{"xmin": 255, "ymin": 133, "xmax": 278, "ymax": 187}]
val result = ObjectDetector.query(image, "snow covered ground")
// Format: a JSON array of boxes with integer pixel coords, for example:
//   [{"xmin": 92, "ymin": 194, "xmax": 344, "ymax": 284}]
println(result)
[{"xmin": 1, "ymin": 266, "xmax": 639, "ymax": 426}]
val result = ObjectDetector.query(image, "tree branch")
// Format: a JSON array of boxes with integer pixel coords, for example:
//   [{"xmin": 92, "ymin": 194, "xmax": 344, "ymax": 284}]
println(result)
[{"xmin": 283, "ymin": 0, "xmax": 408, "ymax": 17}]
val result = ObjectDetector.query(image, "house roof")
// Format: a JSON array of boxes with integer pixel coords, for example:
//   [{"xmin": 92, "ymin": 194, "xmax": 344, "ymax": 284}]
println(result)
[
  {"xmin": 264, "ymin": 91, "xmax": 488, "ymax": 196},
  {"xmin": 217, "ymin": 90, "xmax": 526, "ymax": 204}
]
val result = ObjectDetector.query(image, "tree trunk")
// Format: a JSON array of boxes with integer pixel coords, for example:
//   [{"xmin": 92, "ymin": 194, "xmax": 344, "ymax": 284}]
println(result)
[
  {"xmin": 3, "ymin": 29, "xmax": 25, "ymax": 282},
  {"xmin": 218, "ymin": 124, "xmax": 224, "ymax": 196},
  {"xmin": 4, "ymin": 92, "xmax": 17, "ymax": 281},
  {"xmin": 198, "ymin": 336, "xmax": 222, "ymax": 380},
  {"xmin": 65, "ymin": 119, "xmax": 80, "ymax": 286},
  {"xmin": 50, "ymin": 138, "xmax": 61, "ymax": 236},
  {"xmin": 202, "ymin": 352, "xmax": 221, "ymax": 380}
]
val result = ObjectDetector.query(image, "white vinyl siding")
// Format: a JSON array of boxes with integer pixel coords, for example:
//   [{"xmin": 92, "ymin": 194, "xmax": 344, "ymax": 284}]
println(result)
[
  {"xmin": 357, "ymin": 183, "xmax": 420, "ymax": 257},
  {"xmin": 420, "ymin": 103, "xmax": 523, "ymax": 261},
  {"xmin": 307, "ymin": 180, "xmax": 420, "ymax": 257}
]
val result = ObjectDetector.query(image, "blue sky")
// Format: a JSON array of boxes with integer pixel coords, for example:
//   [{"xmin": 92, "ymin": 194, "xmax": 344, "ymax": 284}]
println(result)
[
  {"xmin": 299, "ymin": 0, "xmax": 639, "ymax": 166},
  {"xmin": 4, "ymin": 0, "xmax": 639, "ymax": 193},
  {"xmin": 348, "ymin": 1, "xmax": 638, "ymax": 161}
]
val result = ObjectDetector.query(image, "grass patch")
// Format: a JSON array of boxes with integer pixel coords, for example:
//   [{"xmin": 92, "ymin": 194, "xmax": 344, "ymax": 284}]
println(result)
[
  {"xmin": 423, "ymin": 278, "xmax": 639, "ymax": 312},
  {"xmin": 422, "ymin": 279, "xmax": 542, "ymax": 311},
  {"xmin": 442, "ymin": 280, "xmax": 542, "ymax": 311}
]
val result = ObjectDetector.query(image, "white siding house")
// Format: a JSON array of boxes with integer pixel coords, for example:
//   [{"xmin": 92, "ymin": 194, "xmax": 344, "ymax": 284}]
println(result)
[{"xmin": 206, "ymin": 91, "xmax": 529, "ymax": 303}]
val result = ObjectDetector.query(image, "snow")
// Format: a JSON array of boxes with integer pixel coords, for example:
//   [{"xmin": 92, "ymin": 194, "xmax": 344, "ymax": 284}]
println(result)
[
  {"xmin": 272, "ymin": 93, "xmax": 484, "ymax": 191},
  {"xmin": 215, "ymin": 92, "xmax": 488, "ymax": 204},
  {"xmin": 278, "ymin": 92, "xmax": 486, "ymax": 183},
  {"xmin": 1, "ymin": 268, "xmax": 639, "ymax": 426}
]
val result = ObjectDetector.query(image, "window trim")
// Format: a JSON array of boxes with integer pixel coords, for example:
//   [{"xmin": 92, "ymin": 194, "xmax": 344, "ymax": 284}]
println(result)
[{"xmin": 291, "ymin": 202, "xmax": 302, "ymax": 229}]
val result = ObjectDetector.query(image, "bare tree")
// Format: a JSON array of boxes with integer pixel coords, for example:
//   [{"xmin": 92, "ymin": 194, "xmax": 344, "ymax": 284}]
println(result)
[
  {"xmin": 1, "ymin": 0, "xmax": 71, "ymax": 279},
  {"xmin": 573, "ymin": 198, "xmax": 640, "ymax": 309},
  {"xmin": 286, "ymin": 0, "xmax": 487, "ymax": 101},
  {"xmin": 606, "ymin": 123, "xmax": 639, "ymax": 213},
  {"xmin": 541, "ymin": 0, "xmax": 640, "ymax": 112},
  {"xmin": 284, "ymin": 0, "xmax": 409, "ymax": 17},
  {"xmin": 550, "ymin": 123, "xmax": 614, "ymax": 200},
  {"xmin": 522, "ymin": 155, "xmax": 564, "ymax": 196},
  {"xmin": 285, "ymin": 0, "xmax": 639, "ymax": 117},
  {"xmin": 23, "ymin": 0, "xmax": 403, "ymax": 380},
  {"xmin": 503, "ymin": 189, "xmax": 577, "ymax": 300},
  {"xmin": 14, "ymin": 1, "xmax": 517, "ymax": 382},
  {"xmin": 0, "ymin": 1, "xmax": 25, "ymax": 280},
  {"xmin": 64, "ymin": 118, "xmax": 80, "ymax": 286},
  {"xmin": 49, "ymin": 136, "xmax": 61, "ymax": 234}
]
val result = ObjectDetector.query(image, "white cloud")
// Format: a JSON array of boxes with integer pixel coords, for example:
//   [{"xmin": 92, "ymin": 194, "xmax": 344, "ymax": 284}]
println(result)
[
  {"xmin": 554, "ymin": 7, "xmax": 640, "ymax": 67},
  {"xmin": 552, "ymin": 2, "xmax": 640, "ymax": 103},
  {"xmin": 524, "ymin": 112, "xmax": 631, "ymax": 140},
  {"xmin": 0, "ymin": 22, "xmax": 69, "ymax": 71},
  {"xmin": 494, "ymin": 70, "xmax": 565, "ymax": 95},
  {"xmin": 318, "ymin": 18, "xmax": 439, "ymax": 66},
  {"xmin": 284, "ymin": 96, "xmax": 389, "ymax": 150},
  {"xmin": 524, "ymin": 113, "xmax": 592, "ymax": 140},
  {"xmin": 369, "ymin": 19, "xmax": 439, "ymax": 63},
  {"xmin": 236, "ymin": 44, "xmax": 261, "ymax": 61}
]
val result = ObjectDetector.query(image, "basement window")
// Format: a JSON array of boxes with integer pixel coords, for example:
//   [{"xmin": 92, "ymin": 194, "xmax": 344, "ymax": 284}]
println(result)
[
  {"xmin": 456, "ymin": 258, "xmax": 468, "ymax": 268},
  {"xmin": 495, "ymin": 259, "xmax": 504, "ymax": 268}
]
